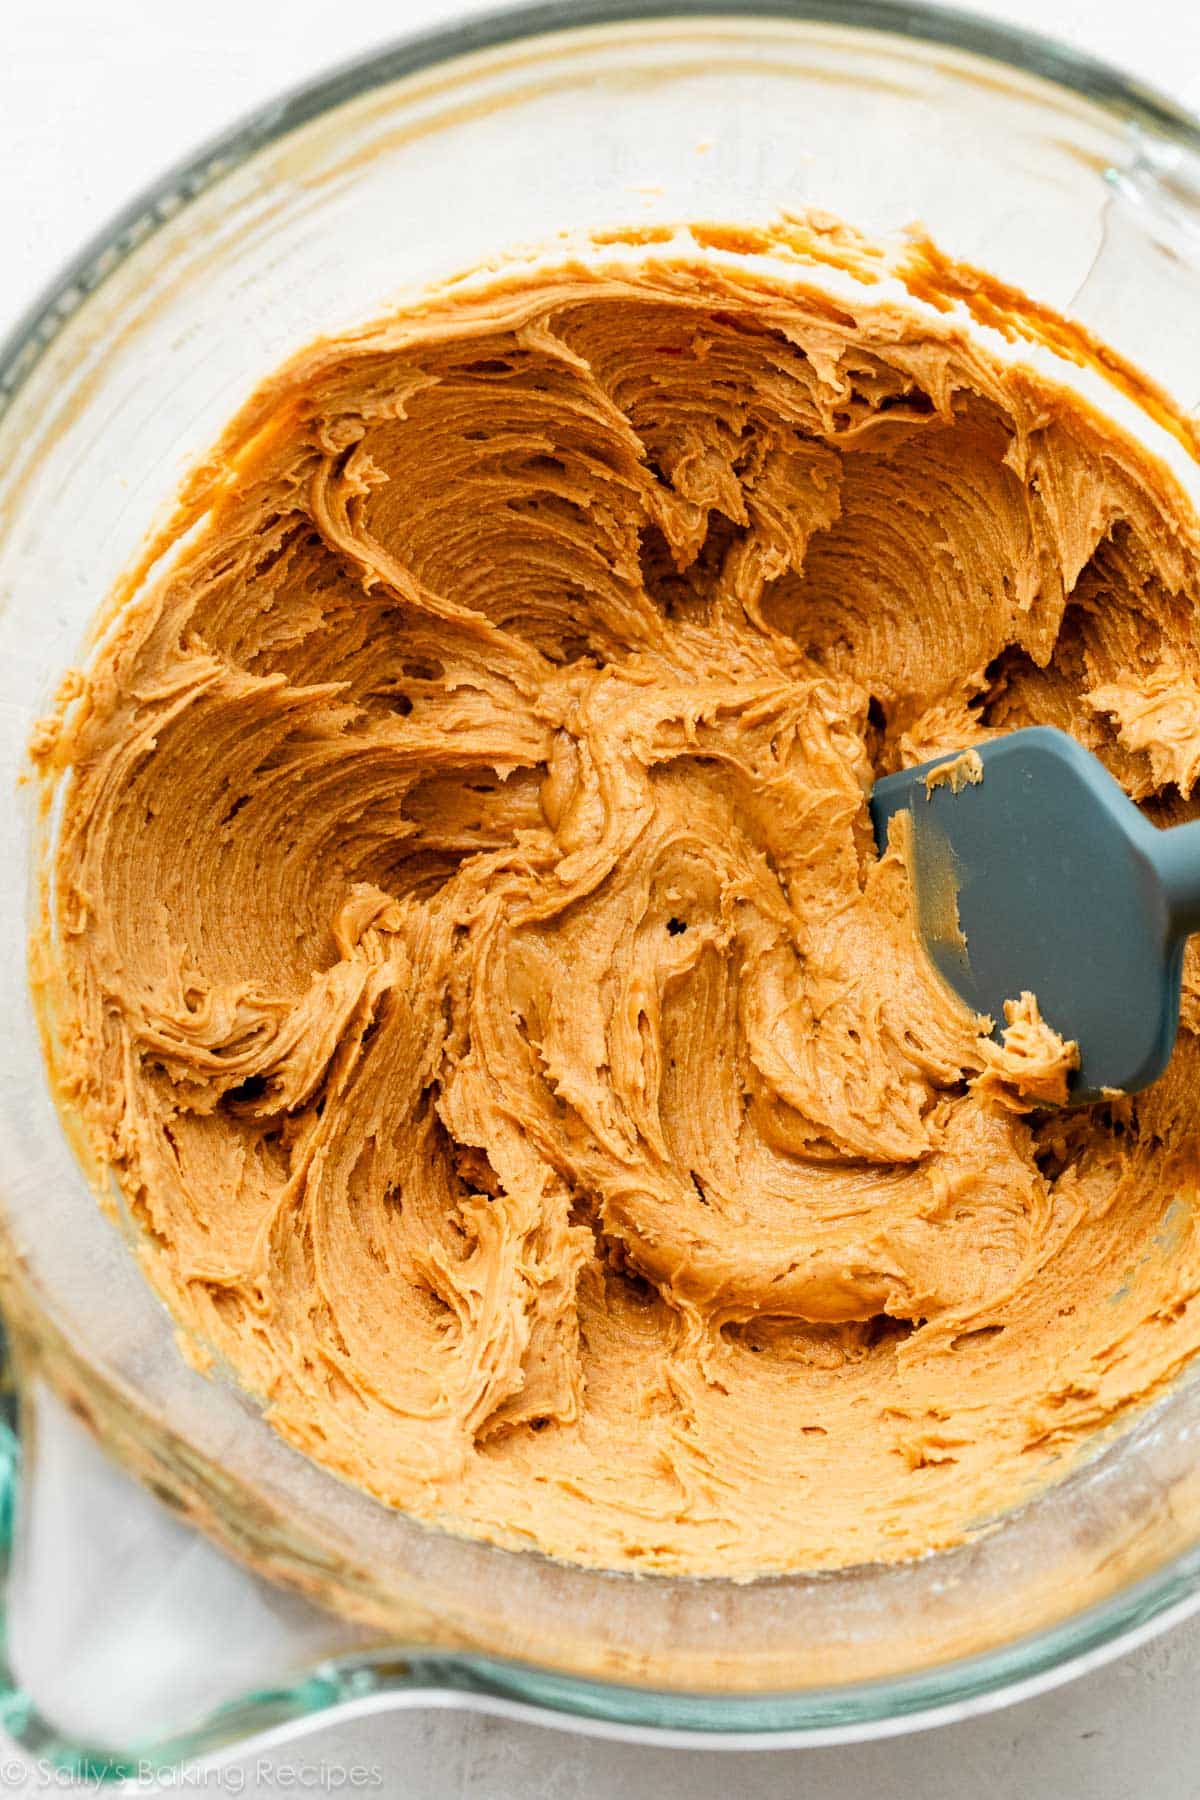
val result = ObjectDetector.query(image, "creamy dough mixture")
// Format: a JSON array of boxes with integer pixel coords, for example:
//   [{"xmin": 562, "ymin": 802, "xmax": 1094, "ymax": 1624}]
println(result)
[{"xmin": 37, "ymin": 244, "xmax": 1200, "ymax": 1575}]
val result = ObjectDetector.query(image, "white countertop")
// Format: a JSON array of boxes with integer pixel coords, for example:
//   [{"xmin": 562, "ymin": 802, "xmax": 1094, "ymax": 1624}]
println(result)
[{"xmin": 5, "ymin": 1, "xmax": 1200, "ymax": 1793}]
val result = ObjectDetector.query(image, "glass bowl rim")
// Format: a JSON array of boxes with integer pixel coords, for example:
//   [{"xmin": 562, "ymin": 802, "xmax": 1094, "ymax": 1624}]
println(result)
[
  {"xmin": 5, "ymin": 0, "xmax": 1200, "ymax": 1756},
  {"xmin": 4, "ymin": 0, "xmax": 1200, "ymax": 415}
]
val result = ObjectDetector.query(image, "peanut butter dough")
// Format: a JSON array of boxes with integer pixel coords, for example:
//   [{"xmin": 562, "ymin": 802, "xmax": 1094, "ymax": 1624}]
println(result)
[{"xmin": 37, "ymin": 244, "xmax": 1200, "ymax": 1575}]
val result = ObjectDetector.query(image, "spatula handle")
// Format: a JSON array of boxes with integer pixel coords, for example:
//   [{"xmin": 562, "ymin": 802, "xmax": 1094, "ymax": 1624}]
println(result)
[{"xmin": 1152, "ymin": 817, "xmax": 1200, "ymax": 939}]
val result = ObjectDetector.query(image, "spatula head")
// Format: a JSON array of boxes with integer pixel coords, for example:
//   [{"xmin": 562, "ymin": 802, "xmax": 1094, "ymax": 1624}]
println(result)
[{"xmin": 869, "ymin": 727, "xmax": 1181, "ymax": 1103}]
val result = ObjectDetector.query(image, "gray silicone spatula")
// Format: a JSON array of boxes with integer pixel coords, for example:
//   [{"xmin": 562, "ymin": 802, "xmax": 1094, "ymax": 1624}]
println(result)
[{"xmin": 870, "ymin": 725, "xmax": 1200, "ymax": 1103}]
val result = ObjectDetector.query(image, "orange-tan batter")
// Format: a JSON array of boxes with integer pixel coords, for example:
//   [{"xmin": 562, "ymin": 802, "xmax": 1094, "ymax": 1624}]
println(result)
[{"xmin": 34, "ymin": 242, "xmax": 1200, "ymax": 1576}]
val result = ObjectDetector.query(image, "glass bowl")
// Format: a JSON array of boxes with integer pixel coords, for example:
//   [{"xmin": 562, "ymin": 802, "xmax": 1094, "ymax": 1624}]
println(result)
[{"xmin": 3, "ymin": 0, "xmax": 1200, "ymax": 1769}]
